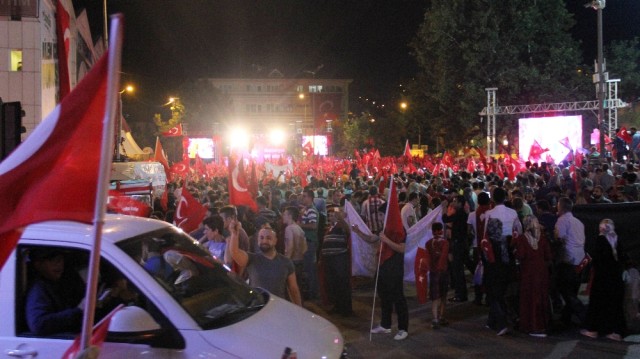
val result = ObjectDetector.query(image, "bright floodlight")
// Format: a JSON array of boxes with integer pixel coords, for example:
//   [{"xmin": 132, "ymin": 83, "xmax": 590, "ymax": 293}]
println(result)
[
  {"xmin": 228, "ymin": 127, "xmax": 249, "ymax": 149},
  {"xmin": 269, "ymin": 129, "xmax": 286, "ymax": 146}
]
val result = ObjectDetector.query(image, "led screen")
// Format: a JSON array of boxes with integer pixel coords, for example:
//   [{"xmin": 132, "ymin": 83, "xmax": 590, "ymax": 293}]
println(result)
[
  {"xmin": 188, "ymin": 138, "xmax": 215, "ymax": 159},
  {"xmin": 518, "ymin": 115, "xmax": 582, "ymax": 164}
]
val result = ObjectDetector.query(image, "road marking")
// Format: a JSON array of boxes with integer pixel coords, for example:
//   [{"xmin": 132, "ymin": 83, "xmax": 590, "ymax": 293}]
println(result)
[{"xmin": 545, "ymin": 340, "xmax": 578, "ymax": 359}]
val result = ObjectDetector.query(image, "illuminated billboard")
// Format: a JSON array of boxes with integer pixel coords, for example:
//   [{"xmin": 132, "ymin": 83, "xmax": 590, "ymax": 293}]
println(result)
[
  {"xmin": 518, "ymin": 115, "xmax": 582, "ymax": 164},
  {"xmin": 188, "ymin": 138, "xmax": 215, "ymax": 159},
  {"xmin": 302, "ymin": 135, "xmax": 328, "ymax": 156}
]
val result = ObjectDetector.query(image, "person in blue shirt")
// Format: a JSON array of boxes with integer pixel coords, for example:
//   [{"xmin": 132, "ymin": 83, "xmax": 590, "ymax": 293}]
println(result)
[{"xmin": 25, "ymin": 249, "xmax": 84, "ymax": 335}]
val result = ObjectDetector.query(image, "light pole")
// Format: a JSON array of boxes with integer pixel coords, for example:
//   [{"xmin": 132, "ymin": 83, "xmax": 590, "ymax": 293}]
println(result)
[
  {"xmin": 115, "ymin": 84, "xmax": 134, "ymax": 162},
  {"xmin": 103, "ymin": 0, "xmax": 108, "ymax": 48},
  {"xmin": 587, "ymin": 0, "xmax": 607, "ymax": 159},
  {"xmin": 400, "ymin": 101, "xmax": 410, "ymax": 144}
]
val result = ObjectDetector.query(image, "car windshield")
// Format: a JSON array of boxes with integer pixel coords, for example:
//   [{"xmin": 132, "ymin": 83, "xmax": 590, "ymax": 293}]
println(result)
[{"xmin": 116, "ymin": 227, "xmax": 266, "ymax": 330}]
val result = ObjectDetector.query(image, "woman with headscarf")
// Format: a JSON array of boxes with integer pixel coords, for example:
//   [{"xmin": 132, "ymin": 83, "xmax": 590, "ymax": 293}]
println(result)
[
  {"xmin": 483, "ymin": 217, "xmax": 510, "ymax": 336},
  {"xmin": 514, "ymin": 215, "xmax": 552, "ymax": 337},
  {"xmin": 580, "ymin": 219, "xmax": 626, "ymax": 341}
]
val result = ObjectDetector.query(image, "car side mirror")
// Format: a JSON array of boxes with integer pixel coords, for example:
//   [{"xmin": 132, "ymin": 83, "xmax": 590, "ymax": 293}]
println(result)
[{"xmin": 107, "ymin": 306, "xmax": 163, "ymax": 344}]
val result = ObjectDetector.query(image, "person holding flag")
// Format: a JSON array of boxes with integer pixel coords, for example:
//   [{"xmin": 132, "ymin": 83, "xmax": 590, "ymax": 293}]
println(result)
[{"xmin": 352, "ymin": 179, "xmax": 409, "ymax": 341}]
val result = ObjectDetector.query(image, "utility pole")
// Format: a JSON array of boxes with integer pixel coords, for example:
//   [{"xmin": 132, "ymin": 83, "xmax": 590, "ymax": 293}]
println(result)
[{"xmin": 588, "ymin": 0, "xmax": 607, "ymax": 159}]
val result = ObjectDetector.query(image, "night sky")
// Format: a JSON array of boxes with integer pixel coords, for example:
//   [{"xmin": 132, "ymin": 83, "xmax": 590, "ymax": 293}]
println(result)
[{"xmin": 78, "ymin": 0, "xmax": 639, "ymax": 120}]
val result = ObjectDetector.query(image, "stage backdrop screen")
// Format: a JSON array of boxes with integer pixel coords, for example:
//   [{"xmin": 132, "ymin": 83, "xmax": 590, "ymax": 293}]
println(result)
[
  {"xmin": 302, "ymin": 135, "xmax": 328, "ymax": 156},
  {"xmin": 188, "ymin": 138, "xmax": 215, "ymax": 159},
  {"xmin": 518, "ymin": 115, "xmax": 582, "ymax": 164}
]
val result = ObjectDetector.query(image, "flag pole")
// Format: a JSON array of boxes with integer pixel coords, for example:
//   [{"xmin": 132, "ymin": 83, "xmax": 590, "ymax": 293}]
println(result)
[
  {"xmin": 79, "ymin": 14, "xmax": 123, "ymax": 352},
  {"xmin": 368, "ymin": 177, "xmax": 394, "ymax": 341}
]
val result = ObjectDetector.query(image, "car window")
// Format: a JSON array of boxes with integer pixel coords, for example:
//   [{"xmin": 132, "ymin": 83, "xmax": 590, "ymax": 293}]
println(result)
[
  {"xmin": 116, "ymin": 227, "xmax": 267, "ymax": 330},
  {"xmin": 16, "ymin": 244, "xmax": 185, "ymax": 349}
]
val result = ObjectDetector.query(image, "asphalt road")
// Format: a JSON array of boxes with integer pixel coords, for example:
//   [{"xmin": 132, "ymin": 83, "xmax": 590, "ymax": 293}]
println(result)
[{"xmin": 304, "ymin": 279, "xmax": 640, "ymax": 359}]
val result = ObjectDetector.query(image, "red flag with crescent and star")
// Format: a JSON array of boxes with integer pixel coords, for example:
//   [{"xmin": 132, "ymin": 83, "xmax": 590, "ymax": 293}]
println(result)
[
  {"xmin": 228, "ymin": 157, "xmax": 258, "ymax": 212},
  {"xmin": 174, "ymin": 184, "xmax": 207, "ymax": 233},
  {"xmin": 380, "ymin": 178, "xmax": 405, "ymax": 266},
  {"xmin": 162, "ymin": 123, "xmax": 183, "ymax": 137},
  {"xmin": 414, "ymin": 246, "xmax": 429, "ymax": 304},
  {"xmin": 0, "ymin": 53, "xmax": 109, "ymax": 269}
]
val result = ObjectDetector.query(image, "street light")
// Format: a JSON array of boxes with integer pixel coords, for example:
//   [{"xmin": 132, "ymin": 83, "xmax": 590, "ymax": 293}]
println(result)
[
  {"xmin": 586, "ymin": 0, "xmax": 606, "ymax": 159},
  {"xmin": 115, "ymin": 84, "xmax": 135, "ymax": 162}
]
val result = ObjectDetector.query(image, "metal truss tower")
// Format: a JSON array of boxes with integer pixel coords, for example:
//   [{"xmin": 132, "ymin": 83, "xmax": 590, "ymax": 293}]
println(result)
[{"xmin": 479, "ymin": 84, "xmax": 628, "ymax": 156}]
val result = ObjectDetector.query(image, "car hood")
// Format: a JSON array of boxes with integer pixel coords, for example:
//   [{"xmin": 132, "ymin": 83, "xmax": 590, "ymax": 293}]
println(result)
[{"xmin": 200, "ymin": 293, "xmax": 344, "ymax": 358}]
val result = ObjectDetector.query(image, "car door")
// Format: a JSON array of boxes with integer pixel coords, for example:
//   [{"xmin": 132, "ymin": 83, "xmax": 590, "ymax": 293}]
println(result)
[{"xmin": 1, "ymin": 242, "xmax": 185, "ymax": 359}]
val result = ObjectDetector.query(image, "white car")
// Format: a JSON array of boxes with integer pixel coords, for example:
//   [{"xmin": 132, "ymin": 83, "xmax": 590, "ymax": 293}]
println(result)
[{"xmin": 0, "ymin": 215, "xmax": 344, "ymax": 358}]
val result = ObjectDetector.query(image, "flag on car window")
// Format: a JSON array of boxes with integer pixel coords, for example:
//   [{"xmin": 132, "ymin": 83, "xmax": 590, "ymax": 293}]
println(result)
[{"xmin": 61, "ymin": 304, "xmax": 124, "ymax": 359}]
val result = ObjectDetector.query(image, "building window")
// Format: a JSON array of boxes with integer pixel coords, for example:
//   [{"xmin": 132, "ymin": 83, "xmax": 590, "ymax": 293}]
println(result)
[
  {"xmin": 10, "ymin": 50, "xmax": 22, "ymax": 71},
  {"xmin": 296, "ymin": 85, "xmax": 303, "ymax": 92},
  {"xmin": 246, "ymin": 85, "xmax": 251, "ymax": 92}
]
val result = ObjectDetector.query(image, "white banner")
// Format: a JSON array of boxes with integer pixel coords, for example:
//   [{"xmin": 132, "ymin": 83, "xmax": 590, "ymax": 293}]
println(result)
[
  {"xmin": 403, "ymin": 205, "xmax": 443, "ymax": 282},
  {"xmin": 344, "ymin": 201, "xmax": 378, "ymax": 277}
]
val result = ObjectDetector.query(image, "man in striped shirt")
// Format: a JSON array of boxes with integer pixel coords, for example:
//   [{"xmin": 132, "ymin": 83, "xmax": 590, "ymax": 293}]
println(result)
[{"xmin": 361, "ymin": 186, "xmax": 386, "ymax": 234}]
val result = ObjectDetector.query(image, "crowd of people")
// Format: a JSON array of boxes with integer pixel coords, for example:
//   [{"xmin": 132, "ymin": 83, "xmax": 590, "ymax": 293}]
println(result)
[{"xmin": 137, "ymin": 150, "xmax": 640, "ymax": 342}]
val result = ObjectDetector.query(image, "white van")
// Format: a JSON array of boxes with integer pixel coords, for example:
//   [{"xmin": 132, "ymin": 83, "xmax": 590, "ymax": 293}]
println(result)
[{"xmin": 0, "ymin": 215, "xmax": 344, "ymax": 358}]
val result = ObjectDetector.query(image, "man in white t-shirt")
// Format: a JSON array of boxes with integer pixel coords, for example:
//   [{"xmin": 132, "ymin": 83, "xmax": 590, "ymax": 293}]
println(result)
[{"xmin": 400, "ymin": 192, "xmax": 419, "ymax": 231}]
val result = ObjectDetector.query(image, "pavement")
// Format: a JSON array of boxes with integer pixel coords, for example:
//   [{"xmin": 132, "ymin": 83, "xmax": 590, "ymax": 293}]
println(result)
[{"xmin": 303, "ymin": 278, "xmax": 640, "ymax": 359}]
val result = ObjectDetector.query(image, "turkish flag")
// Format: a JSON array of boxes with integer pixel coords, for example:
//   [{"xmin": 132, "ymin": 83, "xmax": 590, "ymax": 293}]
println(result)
[
  {"xmin": 575, "ymin": 152, "xmax": 585, "ymax": 168},
  {"xmin": 153, "ymin": 136, "xmax": 171, "ymax": 181},
  {"xmin": 194, "ymin": 154, "xmax": 207, "ymax": 178},
  {"xmin": 0, "ymin": 53, "xmax": 109, "ymax": 269},
  {"xmin": 618, "ymin": 127, "xmax": 632, "ymax": 144},
  {"xmin": 248, "ymin": 159, "xmax": 259, "ymax": 198},
  {"xmin": 62, "ymin": 304, "xmax": 124, "ymax": 359},
  {"xmin": 528, "ymin": 139, "xmax": 549, "ymax": 163},
  {"xmin": 381, "ymin": 179, "xmax": 405, "ymax": 266},
  {"xmin": 56, "ymin": 0, "xmax": 74, "ymax": 99},
  {"xmin": 404, "ymin": 139, "xmax": 412, "ymax": 158},
  {"xmin": 414, "ymin": 246, "xmax": 429, "ymax": 304},
  {"xmin": 480, "ymin": 237, "xmax": 495, "ymax": 263},
  {"xmin": 302, "ymin": 141, "xmax": 314, "ymax": 156},
  {"xmin": 442, "ymin": 151, "xmax": 453, "ymax": 167},
  {"xmin": 228, "ymin": 157, "xmax": 258, "ymax": 212},
  {"xmin": 174, "ymin": 184, "xmax": 207, "ymax": 233},
  {"xmin": 107, "ymin": 191, "xmax": 152, "ymax": 218},
  {"xmin": 466, "ymin": 158, "xmax": 476, "ymax": 173},
  {"xmin": 169, "ymin": 158, "xmax": 190, "ymax": 179},
  {"xmin": 162, "ymin": 123, "xmax": 183, "ymax": 137},
  {"xmin": 559, "ymin": 136, "xmax": 572, "ymax": 150},
  {"xmin": 160, "ymin": 187, "xmax": 169, "ymax": 212}
]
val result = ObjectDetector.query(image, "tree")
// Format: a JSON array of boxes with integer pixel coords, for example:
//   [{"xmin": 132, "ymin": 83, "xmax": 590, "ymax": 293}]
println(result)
[
  {"xmin": 607, "ymin": 38, "xmax": 640, "ymax": 103},
  {"xmin": 606, "ymin": 38, "xmax": 640, "ymax": 129},
  {"xmin": 410, "ymin": 0, "xmax": 591, "ymax": 149},
  {"xmin": 178, "ymin": 79, "xmax": 233, "ymax": 134},
  {"xmin": 370, "ymin": 110, "xmax": 407, "ymax": 156},
  {"xmin": 341, "ymin": 113, "xmax": 370, "ymax": 156}
]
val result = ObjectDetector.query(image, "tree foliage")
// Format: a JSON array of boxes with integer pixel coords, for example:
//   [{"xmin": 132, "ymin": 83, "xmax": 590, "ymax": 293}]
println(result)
[
  {"xmin": 410, "ymin": 0, "xmax": 591, "ymax": 148},
  {"xmin": 607, "ymin": 38, "xmax": 640, "ymax": 103},
  {"xmin": 178, "ymin": 79, "xmax": 232, "ymax": 134},
  {"xmin": 341, "ymin": 113, "xmax": 370, "ymax": 155},
  {"xmin": 370, "ymin": 110, "xmax": 408, "ymax": 156}
]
